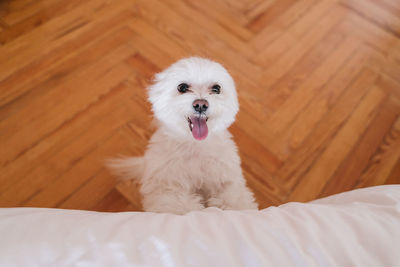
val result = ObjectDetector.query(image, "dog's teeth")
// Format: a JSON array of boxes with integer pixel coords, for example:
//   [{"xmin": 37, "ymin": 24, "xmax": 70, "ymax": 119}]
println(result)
[{"xmin": 191, "ymin": 123, "xmax": 193, "ymax": 128}]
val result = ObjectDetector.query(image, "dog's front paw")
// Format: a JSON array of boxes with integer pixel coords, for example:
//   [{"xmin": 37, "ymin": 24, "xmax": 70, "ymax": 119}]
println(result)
[
  {"xmin": 207, "ymin": 197, "xmax": 230, "ymax": 209},
  {"xmin": 207, "ymin": 195, "xmax": 258, "ymax": 210},
  {"xmin": 143, "ymin": 192, "xmax": 206, "ymax": 214}
]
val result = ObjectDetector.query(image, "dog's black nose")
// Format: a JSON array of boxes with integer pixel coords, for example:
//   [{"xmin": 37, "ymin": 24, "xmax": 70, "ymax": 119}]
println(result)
[{"xmin": 193, "ymin": 99, "xmax": 209, "ymax": 113}]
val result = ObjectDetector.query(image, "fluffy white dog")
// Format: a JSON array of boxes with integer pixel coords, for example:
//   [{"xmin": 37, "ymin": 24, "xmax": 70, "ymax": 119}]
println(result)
[{"xmin": 109, "ymin": 57, "xmax": 258, "ymax": 214}]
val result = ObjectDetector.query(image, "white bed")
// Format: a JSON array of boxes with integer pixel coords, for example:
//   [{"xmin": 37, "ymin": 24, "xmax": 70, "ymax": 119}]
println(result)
[{"xmin": 1, "ymin": 185, "xmax": 399, "ymax": 266}]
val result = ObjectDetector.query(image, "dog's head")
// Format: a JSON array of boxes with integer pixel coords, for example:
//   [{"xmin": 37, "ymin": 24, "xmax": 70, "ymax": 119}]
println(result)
[{"xmin": 148, "ymin": 57, "xmax": 238, "ymax": 141}]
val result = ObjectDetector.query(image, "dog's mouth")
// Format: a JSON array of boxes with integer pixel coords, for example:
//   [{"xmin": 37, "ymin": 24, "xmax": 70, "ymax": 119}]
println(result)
[{"xmin": 188, "ymin": 115, "xmax": 208, "ymax": 141}]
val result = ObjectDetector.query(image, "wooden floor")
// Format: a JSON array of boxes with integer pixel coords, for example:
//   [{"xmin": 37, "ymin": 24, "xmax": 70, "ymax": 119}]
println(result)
[{"xmin": 0, "ymin": 0, "xmax": 399, "ymax": 212}]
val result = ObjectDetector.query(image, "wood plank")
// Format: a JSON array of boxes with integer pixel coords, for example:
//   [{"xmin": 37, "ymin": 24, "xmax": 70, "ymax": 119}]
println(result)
[
  {"xmin": 164, "ymin": 0, "xmax": 253, "ymax": 41},
  {"xmin": 267, "ymin": 36, "xmax": 359, "ymax": 132},
  {"xmin": 283, "ymin": 45, "xmax": 377, "ymax": 150},
  {"xmin": 0, "ymin": 0, "xmax": 35, "ymax": 19},
  {"xmin": 355, "ymin": 116, "xmax": 400, "ymax": 188},
  {"xmin": 57, "ymin": 169, "xmax": 117, "ymax": 210},
  {"xmin": 368, "ymin": 0, "xmax": 400, "ymax": 17},
  {"xmin": 244, "ymin": 0, "xmax": 275, "ymax": 21},
  {"xmin": 0, "ymin": 45, "xmax": 134, "ymax": 166},
  {"xmin": 0, "ymin": 0, "xmax": 58, "ymax": 25},
  {"xmin": 247, "ymin": 0, "xmax": 297, "ymax": 33},
  {"xmin": 0, "ymin": 0, "xmax": 133, "ymax": 81},
  {"xmin": 276, "ymin": 68, "xmax": 379, "ymax": 191},
  {"xmin": 235, "ymin": 106, "xmax": 286, "ymax": 160},
  {"xmin": 0, "ymin": 18, "xmax": 8, "ymax": 30},
  {"xmin": 115, "ymin": 180, "xmax": 144, "ymax": 211},
  {"xmin": 288, "ymin": 85, "xmax": 387, "ymax": 202},
  {"xmin": 129, "ymin": 0, "xmax": 263, "ymax": 82},
  {"xmin": 0, "ymin": 25, "xmax": 135, "ymax": 109},
  {"xmin": 255, "ymin": 4, "xmax": 346, "ymax": 91},
  {"xmin": 0, "ymin": 84, "xmax": 134, "ymax": 191},
  {"xmin": 128, "ymin": 34, "xmax": 177, "ymax": 70},
  {"xmin": 242, "ymin": 159, "xmax": 286, "ymax": 204},
  {"xmin": 92, "ymin": 188, "xmax": 139, "ymax": 212},
  {"xmin": 262, "ymin": 27, "xmax": 347, "ymax": 112},
  {"xmin": 0, "ymin": 0, "xmax": 82, "ymax": 44},
  {"xmin": 231, "ymin": 124, "xmax": 281, "ymax": 174},
  {"xmin": 0, "ymin": 85, "xmax": 150, "ymax": 206},
  {"xmin": 379, "ymin": 55, "xmax": 400, "ymax": 85},
  {"xmin": 385, "ymin": 157, "xmax": 400, "ymax": 185},
  {"xmin": 216, "ymin": 0, "xmax": 259, "ymax": 13},
  {"xmin": 341, "ymin": 0, "xmax": 400, "ymax": 38},
  {"xmin": 20, "ymin": 125, "xmax": 144, "ymax": 208},
  {"xmin": 320, "ymin": 96, "xmax": 400, "ymax": 197},
  {"xmin": 243, "ymin": 168, "xmax": 282, "ymax": 209},
  {"xmin": 338, "ymin": 12, "xmax": 400, "ymax": 54},
  {"xmin": 251, "ymin": 0, "xmax": 336, "ymax": 52}
]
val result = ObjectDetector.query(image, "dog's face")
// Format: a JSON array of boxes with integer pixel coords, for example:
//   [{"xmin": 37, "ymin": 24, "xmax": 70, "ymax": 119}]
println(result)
[{"xmin": 148, "ymin": 57, "xmax": 238, "ymax": 141}]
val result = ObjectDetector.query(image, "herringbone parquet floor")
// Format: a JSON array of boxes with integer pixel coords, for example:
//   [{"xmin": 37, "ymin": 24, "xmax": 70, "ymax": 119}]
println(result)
[{"xmin": 0, "ymin": 0, "xmax": 399, "ymax": 211}]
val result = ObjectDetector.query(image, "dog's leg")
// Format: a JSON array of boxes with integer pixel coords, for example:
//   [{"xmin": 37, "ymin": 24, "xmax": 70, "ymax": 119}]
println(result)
[
  {"xmin": 207, "ymin": 182, "xmax": 258, "ymax": 210},
  {"xmin": 142, "ymin": 190, "xmax": 205, "ymax": 215}
]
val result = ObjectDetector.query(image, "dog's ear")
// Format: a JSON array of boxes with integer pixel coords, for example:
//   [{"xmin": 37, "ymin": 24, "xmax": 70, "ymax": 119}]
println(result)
[
  {"xmin": 147, "ymin": 71, "xmax": 167, "ymax": 95},
  {"xmin": 153, "ymin": 71, "xmax": 167, "ymax": 83}
]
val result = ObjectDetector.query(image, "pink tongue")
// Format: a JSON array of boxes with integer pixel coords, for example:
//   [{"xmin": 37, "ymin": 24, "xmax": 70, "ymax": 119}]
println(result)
[{"xmin": 190, "ymin": 115, "xmax": 208, "ymax": 140}]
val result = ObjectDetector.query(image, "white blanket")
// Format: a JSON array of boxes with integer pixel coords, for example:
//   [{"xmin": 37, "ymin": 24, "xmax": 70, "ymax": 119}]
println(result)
[{"xmin": 1, "ymin": 185, "xmax": 399, "ymax": 266}]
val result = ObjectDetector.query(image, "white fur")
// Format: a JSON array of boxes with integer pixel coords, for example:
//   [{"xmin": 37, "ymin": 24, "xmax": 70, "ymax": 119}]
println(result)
[{"xmin": 108, "ymin": 57, "xmax": 258, "ymax": 214}]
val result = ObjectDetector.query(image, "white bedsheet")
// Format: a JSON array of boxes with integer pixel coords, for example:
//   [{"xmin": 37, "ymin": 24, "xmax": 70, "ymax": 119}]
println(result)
[{"xmin": 1, "ymin": 185, "xmax": 399, "ymax": 267}]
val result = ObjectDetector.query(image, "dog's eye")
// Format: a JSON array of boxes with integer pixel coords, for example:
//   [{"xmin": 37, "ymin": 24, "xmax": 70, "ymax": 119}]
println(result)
[
  {"xmin": 211, "ymin": 84, "xmax": 221, "ymax": 94},
  {"xmin": 177, "ymin": 83, "xmax": 189, "ymax": 93}
]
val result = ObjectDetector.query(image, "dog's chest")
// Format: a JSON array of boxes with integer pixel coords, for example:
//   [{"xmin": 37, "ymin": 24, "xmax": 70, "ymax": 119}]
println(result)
[
  {"xmin": 174, "ymin": 139, "xmax": 240, "ymax": 183},
  {"xmin": 147, "ymin": 132, "xmax": 242, "ymax": 189}
]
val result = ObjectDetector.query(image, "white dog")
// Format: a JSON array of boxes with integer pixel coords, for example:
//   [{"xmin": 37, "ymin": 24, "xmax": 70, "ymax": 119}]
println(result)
[{"xmin": 109, "ymin": 57, "xmax": 258, "ymax": 214}]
